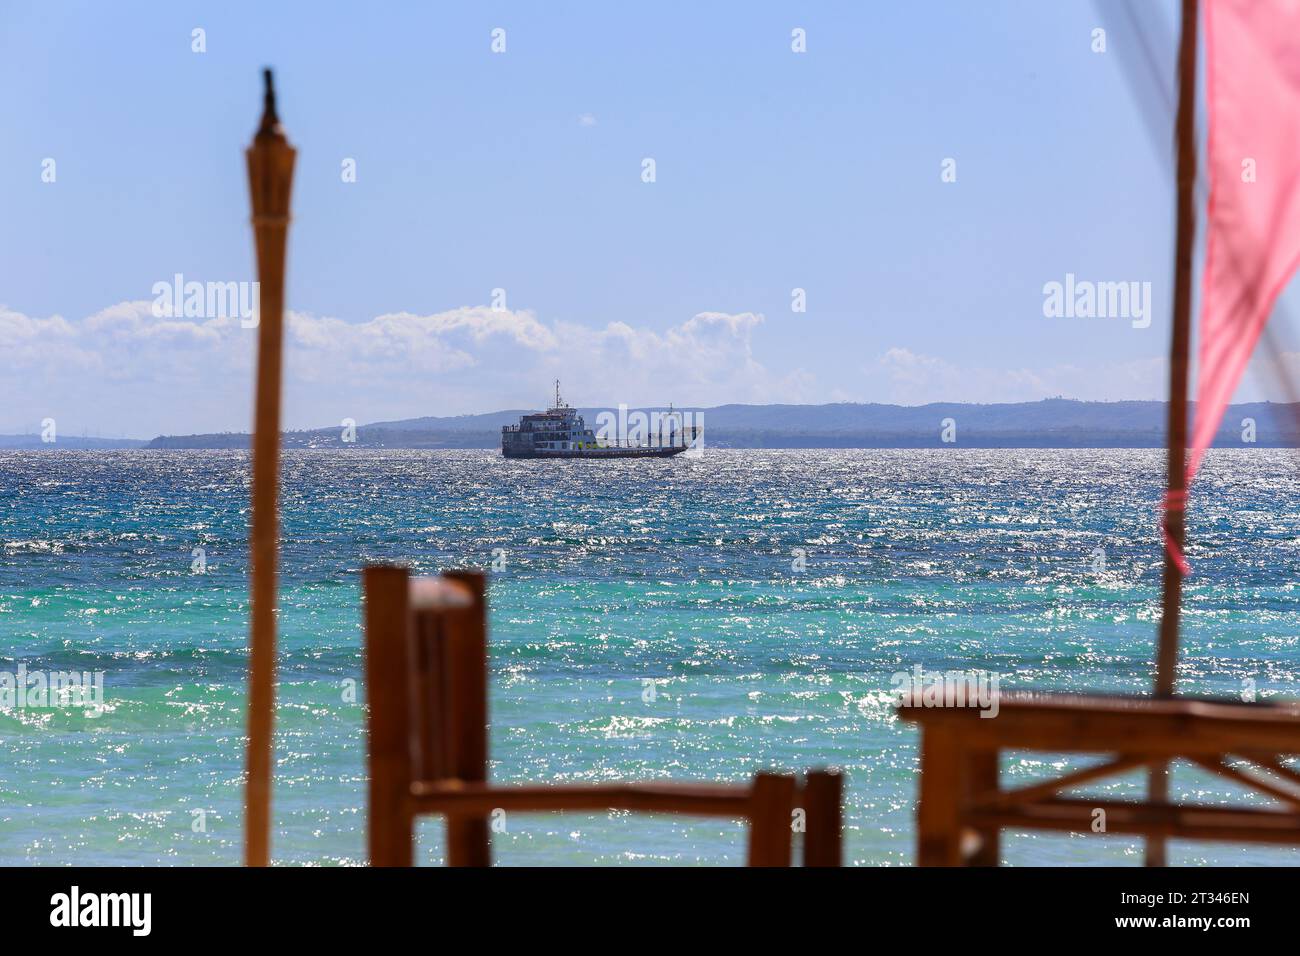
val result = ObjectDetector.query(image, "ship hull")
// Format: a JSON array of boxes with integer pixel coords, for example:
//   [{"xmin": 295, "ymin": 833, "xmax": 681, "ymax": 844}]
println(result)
[{"xmin": 502, "ymin": 445, "xmax": 692, "ymax": 459}]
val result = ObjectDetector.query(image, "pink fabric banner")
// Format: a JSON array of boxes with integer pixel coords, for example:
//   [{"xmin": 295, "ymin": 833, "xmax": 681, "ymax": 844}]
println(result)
[{"xmin": 1190, "ymin": 0, "xmax": 1300, "ymax": 480}]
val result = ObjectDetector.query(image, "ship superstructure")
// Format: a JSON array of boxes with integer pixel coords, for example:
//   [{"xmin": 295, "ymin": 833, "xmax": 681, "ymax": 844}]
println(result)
[{"xmin": 501, "ymin": 382, "xmax": 697, "ymax": 459}]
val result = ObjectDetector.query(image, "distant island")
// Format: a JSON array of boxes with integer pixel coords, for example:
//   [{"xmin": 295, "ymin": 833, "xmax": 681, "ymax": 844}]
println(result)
[{"xmin": 6, "ymin": 398, "xmax": 1297, "ymax": 450}]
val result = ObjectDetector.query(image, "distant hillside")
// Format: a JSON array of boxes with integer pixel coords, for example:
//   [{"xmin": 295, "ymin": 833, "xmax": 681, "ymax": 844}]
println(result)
[
  {"xmin": 142, "ymin": 399, "xmax": 1300, "ymax": 450},
  {"xmin": 0, "ymin": 434, "xmax": 147, "ymax": 450}
]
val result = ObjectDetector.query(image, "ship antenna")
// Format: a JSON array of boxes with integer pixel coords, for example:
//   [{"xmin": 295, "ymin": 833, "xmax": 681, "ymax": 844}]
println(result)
[{"xmin": 555, "ymin": 379, "xmax": 562, "ymax": 408}]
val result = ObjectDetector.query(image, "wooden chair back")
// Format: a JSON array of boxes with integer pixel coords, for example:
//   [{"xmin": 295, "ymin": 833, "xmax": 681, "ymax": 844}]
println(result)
[{"xmin": 363, "ymin": 565, "xmax": 841, "ymax": 866}]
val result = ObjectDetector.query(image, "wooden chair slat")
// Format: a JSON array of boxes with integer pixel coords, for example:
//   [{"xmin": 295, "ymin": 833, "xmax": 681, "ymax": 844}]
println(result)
[
  {"xmin": 363, "ymin": 565, "xmax": 415, "ymax": 867},
  {"xmin": 409, "ymin": 605, "xmax": 445, "ymax": 782},
  {"xmin": 438, "ymin": 570, "xmax": 490, "ymax": 867},
  {"xmin": 747, "ymin": 772, "xmax": 796, "ymax": 866},
  {"xmin": 801, "ymin": 769, "xmax": 843, "ymax": 867},
  {"xmin": 900, "ymin": 694, "xmax": 1300, "ymax": 756},
  {"xmin": 971, "ymin": 798, "xmax": 1300, "ymax": 843},
  {"xmin": 974, "ymin": 753, "xmax": 1150, "ymax": 811},
  {"xmin": 1188, "ymin": 755, "xmax": 1300, "ymax": 809}
]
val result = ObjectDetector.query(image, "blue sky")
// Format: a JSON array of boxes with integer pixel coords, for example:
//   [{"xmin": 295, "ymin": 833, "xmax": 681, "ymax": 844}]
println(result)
[{"xmin": 6, "ymin": 0, "xmax": 1291, "ymax": 437}]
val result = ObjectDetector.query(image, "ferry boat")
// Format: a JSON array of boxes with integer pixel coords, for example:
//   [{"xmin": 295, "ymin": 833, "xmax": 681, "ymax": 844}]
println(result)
[{"xmin": 501, "ymin": 382, "xmax": 698, "ymax": 459}]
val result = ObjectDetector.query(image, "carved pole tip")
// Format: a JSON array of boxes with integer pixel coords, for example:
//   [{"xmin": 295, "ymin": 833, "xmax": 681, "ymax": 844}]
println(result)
[{"xmin": 259, "ymin": 68, "xmax": 279, "ymax": 133}]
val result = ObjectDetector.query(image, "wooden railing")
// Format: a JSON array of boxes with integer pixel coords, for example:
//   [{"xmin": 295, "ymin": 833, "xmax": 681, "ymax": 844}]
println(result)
[{"xmin": 898, "ymin": 691, "xmax": 1300, "ymax": 865}]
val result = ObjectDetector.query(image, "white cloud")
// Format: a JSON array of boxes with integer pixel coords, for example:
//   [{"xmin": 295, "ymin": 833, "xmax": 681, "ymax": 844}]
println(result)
[
  {"xmin": 0, "ymin": 301, "xmax": 795, "ymax": 436},
  {"xmin": 21, "ymin": 297, "xmax": 1280, "ymax": 439}
]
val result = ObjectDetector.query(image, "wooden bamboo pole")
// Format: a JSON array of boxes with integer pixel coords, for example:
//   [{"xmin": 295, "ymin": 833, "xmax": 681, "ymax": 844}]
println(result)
[
  {"xmin": 1148, "ymin": 0, "xmax": 1199, "ymax": 868},
  {"xmin": 244, "ymin": 69, "xmax": 296, "ymax": 867}
]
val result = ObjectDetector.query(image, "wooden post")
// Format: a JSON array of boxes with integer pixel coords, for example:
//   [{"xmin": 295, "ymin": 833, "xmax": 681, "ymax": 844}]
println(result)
[
  {"xmin": 442, "ymin": 570, "xmax": 490, "ymax": 866},
  {"xmin": 801, "ymin": 769, "xmax": 843, "ymax": 867},
  {"xmin": 747, "ymin": 772, "xmax": 796, "ymax": 866},
  {"xmin": 1149, "ymin": 0, "xmax": 1199, "ymax": 868},
  {"xmin": 917, "ymin": 726, "xmax": 963, "ymax": 866},
  {"xmin": 364, "ymin": 566, "xmax": 415, "ymax": 866},
  {"xmin": 965, "ymin": 749, "xmax": 999, "ymax": 866},
  {"xmin": 243, "ymin": 69, "xmax": 296, "ymax": 868}
]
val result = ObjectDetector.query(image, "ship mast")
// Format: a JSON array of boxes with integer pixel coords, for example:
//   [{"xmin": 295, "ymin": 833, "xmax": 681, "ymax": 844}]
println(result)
[
  {"xmin": 554, "ymin": 379, "xmax": 562, "ymax": 409},
  {"xmin": 1147, "ymin": 0, "xmax": 1199, "ymax": 867}
]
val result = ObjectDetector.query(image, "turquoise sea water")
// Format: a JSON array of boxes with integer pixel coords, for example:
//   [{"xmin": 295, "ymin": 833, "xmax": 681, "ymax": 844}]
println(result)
[{"xmin": 1, "ymin": 448, "xmax": 1298, "ymax": 866}]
